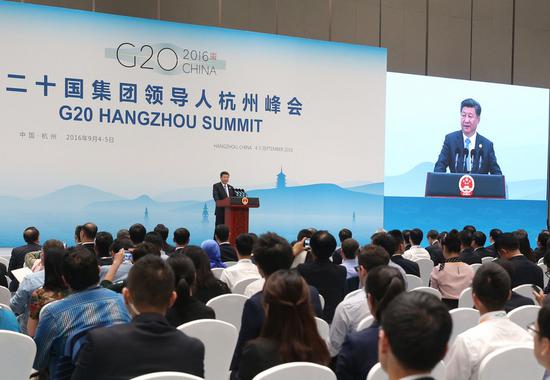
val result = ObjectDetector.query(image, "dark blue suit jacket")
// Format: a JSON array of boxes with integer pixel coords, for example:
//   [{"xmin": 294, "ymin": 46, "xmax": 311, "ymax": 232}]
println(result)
[
  {"xmin": 335, "ymin": 321, "xmax": 380, "ymax": 380},
  {"xmin": 434, "ymin": 131, "xmax": 501, "ymax": 174}
]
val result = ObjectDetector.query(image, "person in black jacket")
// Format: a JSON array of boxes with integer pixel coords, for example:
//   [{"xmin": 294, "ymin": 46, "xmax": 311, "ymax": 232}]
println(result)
[
  {"xmin": 497, "ymin": 232, "xmax": 543, "ymax": 289},
  {"xmin": 494, "ymin": 259, "xmax": 535, "ymax": 312},
  {"xmin": 297, "ymin": 230, "xmax": 347, "ymax": 323},
  {"xmin": 215, "ymin": 224, "xmax": 238, "ymax": 262},
  {"xmin": 426, "ymin": 230, "xmax": 445, "ymax": 266},
  {"xmin": 8, "ymin": 227, "xmax": 41, "ymax": 291},
  {"xmin": 71, "ymin": 256, "xmax": 205, "ymax": 380},
  {"xmin": 380, "ymin": 231, "xmax": 420, "ymax": 277},
  {"xmin": 213, "ymin": 171, "xmax": 236, "ymax": 226},
  {"xmin": 458, "ymin": 230, "xmax": 481, "ymax": 265}
]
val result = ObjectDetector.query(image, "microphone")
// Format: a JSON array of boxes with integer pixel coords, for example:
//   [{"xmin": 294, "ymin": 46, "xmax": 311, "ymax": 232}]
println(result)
[
  {"xmin": 454, "ymin": 148, "xmax": 460, "ymax": 172},
  {"xmin": 463, "ymin": 148, "xmax": 469, "ymax": 173},
  {"xmin": 470, "ymin": 149, "xmax": 475, "ymax": 173}
]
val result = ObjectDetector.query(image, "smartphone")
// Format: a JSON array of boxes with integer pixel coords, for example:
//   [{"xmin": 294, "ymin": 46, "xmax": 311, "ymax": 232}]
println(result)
[
  {"xmin": 124, "ymin": 250, "xmax": 133, "ymax": 262},
  {"xmin": 304, "ymin": 238, "xmax": 311, "ymax": 247}
]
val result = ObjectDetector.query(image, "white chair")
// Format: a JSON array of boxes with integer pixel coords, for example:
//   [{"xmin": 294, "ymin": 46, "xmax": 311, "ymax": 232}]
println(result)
[
  {"xmin": 131, "ymin": 372, "xmax": 203, "ymax": 380},
  {"xmin": 409, "ymin": 286, "xmax": 442, "ymax": 300},
  {"xmin": 225, "ymin": 261, "xmax": 238, "ymax": 267},
  {"xmin": 0, "ymin": 256, "xmax": 8, "ymax": 267},
  {"xmin": 319, "ymin": 294, "xmax": 325, "ymax": 310},
  {"xmin": 211, "ymin": 267, "xmax": 224, "ymax": 280},
  {"xmin": 0, "ymin": 286, "xmax": 11, "ymax": 305},
  {"xmin": 478, "ymin": 344, "xmax": 545, "ymax": 380},
  {"xmin": 356, "ymin": 315, "xmax": 375, "ymax": 331},
  {"xmin": 470, "ymin": 263, "xmax": 482, "ymax": 272},
  {"xmin": 538, "ymin": 263, "xmax": 549, "ymax": 288},
  {"xmin": 206, "ymin": 293, "xmax": 247, "ymax": 330},
  {"xmin": 315, "ymin": 317, "xmax": 330, "ymax": 342},
  {"xmin": 508, "ymin": 305, "xmax": 541, "ymax": 330},
  {"xmin": 232, "ymin": 277, "xmax": 260, "ymax": 295},
  {"xmin": 405, "ymin": 274, "xmax": 423, "ymax": 290},
  {"xmin": 539, "ymin": 257, "xmax": 545, "ymax": 265},
  {"xmin": 482, "ymin": 256, "xmax": 495, "ymax": 264},
  {"xmin": 0, "ymin": 330, "xmax": 37, "ymax": 380},
  {"xmin": 458, "ymin": 287, "xmax": 473, "ymax": 308},
  {"xmin": 512, "ymin": 284, "xmax": 541, "ymax": 302},
  {"xmin": 252, "ymin": 362, "xmax": 336, "ymax": 380},
  {"xmin": 178, "ymin": 319, "xmax": 237, "ymax": 380},
  {"xmin": 414, "ymin": 258, "xmax": 434, "ymax": 286},
  {"xmin": 0, "ymin": 303, "xmax": 11, "ymax": 311},
  {"xmin": 449, "ymin": 307, "xmax": 479, "ymax": 344},
  {"xmin": 344, "ymin": 288, "xmax": 363, "ymax": 301},
  {"xmin": 367, "ymin": 361, "xmax": 445, "ymax": 380}
]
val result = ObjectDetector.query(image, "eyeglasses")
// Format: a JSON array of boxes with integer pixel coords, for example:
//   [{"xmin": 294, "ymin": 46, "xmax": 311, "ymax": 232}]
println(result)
[{"xmin": 527, "ymin": 323, "xmax": 541, "ymax": 338}]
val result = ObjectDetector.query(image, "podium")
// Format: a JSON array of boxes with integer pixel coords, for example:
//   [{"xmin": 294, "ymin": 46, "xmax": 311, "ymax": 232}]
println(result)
[
  {"xmin": 425, "ymin": 172, "xmax": 506, "ymax": 199},
  {"xmin": 216, "ymin": 197, "xmax": 260, "ymax": 245}
]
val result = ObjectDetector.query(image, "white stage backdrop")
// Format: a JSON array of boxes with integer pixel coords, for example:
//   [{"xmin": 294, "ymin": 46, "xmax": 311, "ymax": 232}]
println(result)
[{"xmin": 0, "ymin": 1, "xmax": 387, "ymax": 245}]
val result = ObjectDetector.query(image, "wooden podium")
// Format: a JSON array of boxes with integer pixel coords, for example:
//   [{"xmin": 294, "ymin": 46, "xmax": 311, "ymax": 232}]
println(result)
[{"xmin": 216, "ymin": 197, "xmax": 260, "ymax": 245}]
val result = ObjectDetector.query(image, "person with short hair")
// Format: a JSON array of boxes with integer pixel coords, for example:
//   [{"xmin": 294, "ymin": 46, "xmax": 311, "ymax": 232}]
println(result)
[
  {"xmin": 446, "ymin": 263, "xmax": 532, "ymax": 380},
  {"xmin": 339, "ymin": 238, "xmax": 359, "ymax": 280},
  {"xmin": 8, "ymin": 226, "xmax": 41, "ymax": 291},
  {"xmin": 173, "ymin": 227, "xmax": 191, "ymax": 254},
  {"xmin": 213, "ymin": 170, "xmax": 236, "ymax": 225},
  {"xmin": 154, "ymin": 223, "xmax": 175, "ymax": 254},
  {"xmin": 471, "ymin": 231, "xmax": 490, "ymax": 258},
  {"xmin": 535, "ymin": 230, "xmax": 550, "ymax": 262},
  {"xmin": 79, "ymin": 222, "xmax": 98, "ymax": 254},
  {"xmin": 94, "ymin": 231, "xmax": 114, "ymax": 266},
  {"xmin": 71, "ymin": 256, "xmax": 205, "ymax": 380},
  {"xmin": 485, "ymin": 228, "xmax": 502, "ymax": 257},
  {"xmin": 215, "ymin": 224, "xmax": 238, "ymax": 262},
  {"xmin": 494, "ymin": 258, "xmax": 535, "ymax": 312},
  {"xmin": 298, "ymin": 230, "xmax": 347, "ymax": 323},
  {"xmin": 34, "ymin": 247, "xmax": 130, "ymax": 378},
  {"xmin": 238, "ymin": 270, "xmax": 330, "ymax": 380},
  {"xmin": 403, "ymin": 228, "xmax": 430, "ymax": 261},
  {"xmin": 377, "ymin": 232, "xmax": 420, "ymax": 277},
  {"xmin": 220, "ymin": 233, "xmax": 260, "ymax": 290},
  {"xmin": 116, "ymin": 229, "xmax": 131, "ymax": 240},
  {"xmin": 144, "ymin": 231, "xmax": 164, "ymax": 254},
  {"xmin": 291, "ymin": 228, "xmax": 315, "ymax": 268},
  {"xmin": 332, "ymin": 228, "xmax": 353, "ymax": 265},
  {"xmin": 378, "ymin": 292, "xmax": 452, "ymax": 380},
  {"xmin": 425, "ymin": 229, "xmax": 445, "ymax": 266},
  {"xmin": 497, "ymin": 232, "xmax": 543, "ymax": 288},
  {"xmin": 129, "ymin": 223, "xmax": 146, "ymax": 245},
  {"xmin": 335, "ymin": 266, "xmax": 406, "ymax": 380},
  {"xmin": 458, "ymin": 230, "xmax": 482, "ymax": 264}
]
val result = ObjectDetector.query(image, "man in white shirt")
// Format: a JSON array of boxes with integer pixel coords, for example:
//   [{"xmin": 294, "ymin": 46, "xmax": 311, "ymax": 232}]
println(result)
[
  {"xmin": 446, "ymin": 263, "xmax": 533, "ymax": 380},
  {"xmin": 220, "ymin": 233, "xmax": 260, "ymax": 290},
  {"xmin": 533, "ymin": 301, "xmax": 550, "ymax": 379},
  {"xmin": 328, "ymin": 245, "xmax": 389, "ymax": 356},
  {"xmin": 339, "ymin": 238, "xmax": 359, "ymax": 279},
  {"xmin": 379, "ymin": 291, "xmax": 452, "ymax": 380},
  {"xmin": 403, "ymin": 228, "xmax": 431, "ymax": 261}
]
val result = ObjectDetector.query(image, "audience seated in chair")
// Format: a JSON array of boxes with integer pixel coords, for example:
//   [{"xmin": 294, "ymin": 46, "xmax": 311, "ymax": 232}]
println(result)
[
  {"xmin": 154, "ymin": 223, "xmax": 176, "ymax": 255},
  {"xmin": 332, "ymin": 228, "xmax": 353, "ymax": 265},
  {"xmin": 335, "ymin": 265, "xmax": 406, "ymax": 380},
  {"xmin": 71, "ymin": 255, "xmax": 205, "ymax": 380},
  {"xmin": 220, "ymin": 233, "xmax": 260, "ymax": 289},
  {"xmin": 172, "ymin": 227, "xmax": 191, "ymax": 255},
  {"xmin": 8, "ymin": 226, "xmax": 41, "ymax": 291},
  {"xmin": 94, "ymin": 231, "xmax": 114, "ymax": 266},
  {"xmin": 379, "ymin": 291, "xmax": 452, "ymax": 380},
  {"xmin": 339, "ymin": 238, "xmax": 359, "ymax": 280},
  {"xmin": 215, "ymin": 224, "xmax": 238, "ymax": 262},
  {"xmin": 201, "ymin": 239, "xmax": 227, "ymax": 269},
  {"xmin": 445, "ymin": 262, "xmax": 532, "ymax": 380},
  {"xmin": 184, "ymin": 245, "xmax": 230, "ymax": 304},
  {"xmin": 494, "ymin": 258, "xmax": 535, "ymax": 312},
  {"xmin": 458, "ymin": 230, "xmax": 482, "ymax": 265},
  {"xmin": 425, "ymin": 229, "xmax": 445, "ymax": 266},
  {"xmin": 237, "ymin": 269, "xmax": 330, "ymax": 380},
  {"xmin": 497, "ymin": 232, "xmax": 543, "ymax": 289},
  {"xmin": 403, "ymin": 229, "xmax": 430, "ymax": 261},
  {"xmin": 376, "ymin": 231, "xmax": 420, "ymax": 277},
  {"xmin": 165, "ymin": 254, "xmax": 215, "ymax": 327}
]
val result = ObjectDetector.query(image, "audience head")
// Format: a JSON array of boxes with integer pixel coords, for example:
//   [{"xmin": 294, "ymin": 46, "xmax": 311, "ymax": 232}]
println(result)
[
  {"xmin": 402, "ymin": 230, "xmax": 411, "ymax": 246},
  {"xmin": 43, "ymin": 247, "xmax": 67, "ymax": 292},
  {"xmin": 427, "ymin": 230, "xmax": 439, "ymax": 245},
  {"xmin": 79, "ymin": 222, "xmax": 98, "ymax": 243},
  {"xmin": 372, "ymin": 233, "xmax": 398, "ymax": 256},
  {"xmin": 310, "ymin": 230, "xmax": 337, "ymax": 261},
  {"xmin": 472, "ymin": 231, "xmax": 486, "ymax": 249},
  {"xmin": 408, "ymin": 228, "xmax": 423, "ymax": 246},
  {"xmin": 534, "ymin": 300, "xmax": 550, "ymax": 371},
  {"xmin": 235, "ymin": 233, "xmax": 254, "ymax": 258},
  {"xmin": 23, "ymin": 226, "xmax": 40, "ymax": 244},
  {"xmin": 201, "ymin": 239, "xmax": 224, "ymax": 267},
  {"xmin": 253, "ymin": 233, "xmax": 294, "ymax": 278},
  {"xmin": 338, "ymin": 228, "xmax": 352, "ymax": 243},
  {"xmin": 116, "ymin": 229, "xmax": 131, "ymax": 240},
  {"xmin": 261, "ymin": 269, "xmax": 330, "ymax": 365},
  {"xmin": 62, "ymin": 246, "xmax": 100, "ymax": 291},
  {"xmin": 388, "ymin": 229, "xmax": 405, "ymax": 253},
  {"xmin": 184, "ymin": 245, "xmax": 218, "ymax": 288},
  {"xmin": 109, "ymin": 238, "xmax": 134, "ymax": 255},
  {"xmin": 379, "ymin": 292, "xmax": 452, "ymax": 377},
  {"xmin": 144, "ymin": 231, "xmax": 164, "ymax": 251},
  {"xmin": 341, "ymin": 238, "xmax": 360, "ymax": 260},
  {"xmin": 472, "ymin": 262, "xmax": 511, "ymax": 313},
  {"xmin": 124, "ymin": 255, "xmax": 176, "ymax": 316},
  {"xmin": 441, "ymin": 232, "xmax": 461, "ymax": 257},
  {"xmin": 458, "ymin": 230, "xmax": 473, "ymax": 250},
  {"xmin": 167, "ymin": 255, "xmax": 196, "ymax": 305},
  {"xmin": 489, "ymin": 228, "xmax": 502, "ymax": 244},
  {"xmin": 43, "ymin": 239, "xmax": 65, "ymax": 254},
  {"xmin": 515, "ymin": 230, "xmax": 534, "ymax": 259},
  {"xmin": 132, "ymin": 242, "xmax": 161, "ymax": 263},
  {"xmin": 538, "ymin": 230, "xmax": 550, "ymax": 249},
  {"xmin": 74, "ymin": 225, "xmax": 82, "ymax": 244},
  {"xmin": 94, "ymin": 231, "xmax": 113, "ymax": 259},
  {"xmin": 463, "ymin": 225, "xmax": 477, "ymax": 233},
  {"xmin": 296, "ymin": 228, "xmax": 314, "ymax": 243},
  {"xmin": 129, "ymin": 223, "xmax": 146, "ymax": 244},
  {"xmin": 173, "ymin": 227, "xmax": 190, "ymax": 247},
  {"xmin": 494, "ymin": 232, "xmax": 520, "ymax": 258},
  {"xmin": 214, "ymin": 224, "xmax": 230, "ymax": 243},
  {"xmin": 366, "ymin": 266, "xmax": 406, "ymax": 321},
  {"xmin": 153, "ymin": 224, "xmax": 169, "ymax": 242},
  {"xmin": 357, "ymin": 244, "xmax": 390, "ymax": 284}
]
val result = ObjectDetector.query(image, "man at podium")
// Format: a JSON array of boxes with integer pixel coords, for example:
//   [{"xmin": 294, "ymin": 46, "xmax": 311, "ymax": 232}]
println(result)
[
  {"xmin": 213, "ymin": 171, "xmax": 235, "ymax": 225},
  {"xmin": 434, "ymin": 98, "xmax": 502, "ymax": 175}
]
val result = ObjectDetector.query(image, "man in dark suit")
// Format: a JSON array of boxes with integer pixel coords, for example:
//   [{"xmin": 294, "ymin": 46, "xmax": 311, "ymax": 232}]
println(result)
[
  {"xmin": 8, "ymin": 226, "xmax": 41, "ymax": 291},
  {"xmin": 215, "ymin": 224, "xmax": 237, "ymax": 262},
  {"xmin": 331, "ymin": 228, "xmax": 352, "ymax": 265},
  {"xmin": 230, "ymin": 233, "xmax": 322, "ymax": 379},
  {"xmin": 375, "ymin": 231, "xmax": 420, "ymax": 277},
  {"xmin": 472, "ymin": 231, "xmax": 491, "ymax": 258},
  {"xmin": 497, "ymin": 232, "xmax": 544, "ymax": 289},
  {"xmin": 297, "ymin": 230, "xmax": 347, "ymax": 323},
  {"xmin": 72, "ymin": 255, "xmax": 205, "ymax": 380},
  {"xmin": 379, "ymin": 292, "xmax": 451, "ymax": 380},
  {"xmin": 172, "ymin": 227, "xmax": 190, "ymax": 255},
  {"xmin": 485, "ymin": 228, "xmax": 502, "ymax": 258},
  {"xmin": 458, "ymin": 230, "xmax": 482, "ymax": 264},
  {"xmin": 434, "ymin": 98, "xmax": 501, "ymax": 175},
  {"xmin": 78, "ymin": 223, "xmax": 98, "ymax": 254},
  {"xmin": 154, "ymin": 224, "xmax": 175, "ymax": 254},
  {"xmin": 213, "ymin": 170, "xmax": 236, "ymax": 226},
  {"xmin": 425, "ymin": 230, "xmax": 445, "ymax": 266}
]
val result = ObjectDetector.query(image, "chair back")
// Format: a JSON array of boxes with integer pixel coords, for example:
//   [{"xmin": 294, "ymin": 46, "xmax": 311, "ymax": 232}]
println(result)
[
  {"xmin": 478, "ymin": 344, "xmax": 545, "ymax": 380},
  {"xmin": 356, "ymin": 315, "xmax": 375, "ymax": 331},
  {"xmin": 367, "ymin": 361, "xmax": 446, "ymax": 380},
  {"xmin": 405, "ymin": 274, "xmax": 423, "ymax": 290},
  {"xmin": 232, "ymin": 277, "xmax": 260, "ymax": 295},
  {"xmin": 315, "ymin": 317, "xmax": 330, "ymax": 342},
  {"xmin": 482, "ymin": 256, "xmax": 495, "ymax": 264},
  {"xmin": 538, "ymin": 263, "xmax": 549, "ymax": 288},
  {"xmin": 507, "ymin": 305, "xmax": 541, "ymax": 330},
  {"xmin": 178, "ymin": 319, "xmax": 237, "ymax": 380},
  {"xmin": 252, "ymin": 362, "xmax": 336, "ymax": 380},
  {"xmin": 206, "ymin": 293, "xmax": 248, "ymax": 330},
  {"xmin": 0, "ymin": 286, "xmax": 11, "ymax": 305},
  {"xmin": 470, "ymin": 263, "xmax": 482, "ymax": 272},
  {"xmin": 319, "ymin": 294, "xmax": 325, "ymax": 310},
  {"xmin": 211, "ymin": 268, "xmax": 224, "ymax": 280},
  {"xmin": 0, "ymin": 256, "xmax": 8, "ymax": 267},
  {"xmin": 414, "ymin": 258, "xmax": 434, "ymax": 286},
  {"xmin": 512, "ymin": 284, "xmax": 541, "ymax": 302},
  {"xmin": 449, "ymin": 308, "xmax": 480, "ymax": 344},
  {"xmin": 0, "ymin": 331, "xmax": 37, "ymax": 380},
  {"xmin": 343, "ymin": 289, "xmax": 363, "ymax": 301},
  {"xmin": 458, "ymin": 287, "xmax": 473, "ymax": 308},
  {"xmin": 408, "ymin": 286, "xmax": 442, "ymax": 299},
  {"xmin": 130, "ymin": 372, "xmax": 204, "ymax": 380}
]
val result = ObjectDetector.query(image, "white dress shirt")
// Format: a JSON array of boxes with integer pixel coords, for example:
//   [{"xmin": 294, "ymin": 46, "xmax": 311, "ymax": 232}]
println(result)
[
  {"xmin": 219, "ymin": 258, "xmax": 260, "ymax": 290},
  {"xmin": 400, "ymin": 374, "xmax": 433, "ymax": 380},
  {"xmin": 328, "ymin": 288, "xmax": 370, "ymax": 356},
  {"xmin": 244, "ymin": 278, "xmax": 265, "ymax": 297},
  {"xmin": 445, "ymin": 310, "xmax": 533, "ymax": 380},
  {"xmin": 403, "ymin": 246, "xmax": 431, "ymax": 261}
]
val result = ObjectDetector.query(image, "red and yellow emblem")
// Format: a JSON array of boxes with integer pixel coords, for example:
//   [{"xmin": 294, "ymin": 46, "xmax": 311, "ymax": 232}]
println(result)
[{"xmin": 459, "ymin": 175, "xmax": 475, "ymax": 197}]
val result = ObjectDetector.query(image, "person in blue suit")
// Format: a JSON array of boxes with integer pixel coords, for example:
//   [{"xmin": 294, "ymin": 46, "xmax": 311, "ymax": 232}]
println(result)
[{"xmin": 434, "ymin": 98, "xmax": 502, "ymax": 175}]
